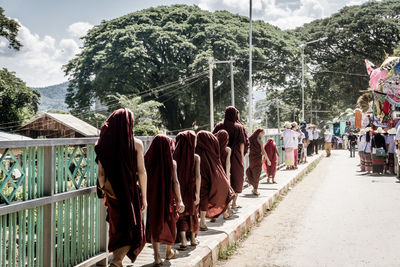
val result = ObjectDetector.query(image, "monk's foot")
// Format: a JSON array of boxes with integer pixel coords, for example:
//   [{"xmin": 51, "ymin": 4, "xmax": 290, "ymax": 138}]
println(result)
[
  {"xmin": 190, "ymin": 238, "xmax": 200, "ymax": 246},
  {"xmin": 232, "ymin": 204, "xmax": 242, "ymax": 209},
  {"xmin": 210, "ymin": 218, "xmax": 216, "ymax": 222},
  {"xmin": 153, "ymin": 255, "xmax": 163, "ymax": 266},
  {"xmin": 199, "ymin": 225, "xmax": 208, "ymax": 231},
  {"xmin": 252, "ymin": 189, "xmax": 260, "ymax": 196},
  {"xmin": 166, "ymin": 248, "xmax": 179, "ymax": 260},
  {"xmin": 153, "ymin": 260, "xmax": 163, "ymax": 266}
]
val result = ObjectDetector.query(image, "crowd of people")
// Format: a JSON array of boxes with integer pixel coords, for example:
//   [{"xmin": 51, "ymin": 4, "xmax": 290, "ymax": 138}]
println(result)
[
  {"xmin": 95, "ymin": 107, "xmax": 283, "ymax": 267},
  {"xmin": 357, "ymin": 127, "xmax": 398, "ymax": 175}
]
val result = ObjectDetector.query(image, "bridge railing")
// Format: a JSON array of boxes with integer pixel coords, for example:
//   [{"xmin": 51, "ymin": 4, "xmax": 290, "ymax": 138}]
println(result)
[{"xmin": 0, "ymin": 134, "xmax": 281, "ymax": 266}]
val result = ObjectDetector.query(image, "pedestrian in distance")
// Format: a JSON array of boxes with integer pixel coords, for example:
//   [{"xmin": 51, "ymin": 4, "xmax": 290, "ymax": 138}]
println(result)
[
  {"xmin": 312, "ymin": 126, "xmax": 319, "ymax": 155},
  {"xmin": 263, "ymin": 138, "xmax": 280, "ymax": 184},
  {"xmin": 212, "ymin": 106, "xmax": 248, "ymax": 210},
  {"xmin": 371, "ymin": 127, "xmax": 387, "ymax": 175},
  {"xmin": 324, "ymin": 130, "xmax": 333, "ymax": 157},
  {"xmin": 300, "ymin": 121, "xmax": 308, "ymax": 163},
  {"xmin": 246, "ymin": 128, "xmax": 269, "ymax": 196},
  {"xmin": 196, "ymin": 131, "xmax": 235, "ymax": 231},
  {"xmin": 281, "ymin": 122, "xmax": 296, "ymax": 170},
  {"xmin": 348, "ymin": 131, "xmax": 357, "ymax": 157},
  {"xmin": 307, "ymin": 124, "xmax": 314, "ymax": 156},
  {"xmin": 95, "ymin": 108, "xmax": 147, "ymax": 267},
  {"xmin": 385, "ymin": 128, "xmax": 396, "ymax": 174},
  {"xmin": 363, "ymin": 127, "xmax": 373, "ymax": 174},
  {"xmin": 291, "ymin": 122, "xmax": 300, "ymax": 169},
  {"xmin": 173, "ymin": 131, "xmax": 201, "ymax": 250},
  {"xmin": 358, "ymin": 129, "xmax": 366, "ymax": 170},
  {"xmin": 144, "ymin": 135, "xmax": 185, "ymax": 266}
]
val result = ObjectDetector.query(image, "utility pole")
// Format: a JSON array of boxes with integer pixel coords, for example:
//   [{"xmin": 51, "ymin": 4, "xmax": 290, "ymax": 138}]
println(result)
[
  {"xmin": 248, "ymin": 0, "xmax": 254, "ymax": 133},
  {"xmin": 209, "ymin": 58, "xmax": 214, "ymax": 130},
  {"xmin": 230, "ymin": 58, "xmax": 235, "ymax": 106},
  {"xmin": 301, "ymin": 45, "xmax": 305, "ymax": 122}
]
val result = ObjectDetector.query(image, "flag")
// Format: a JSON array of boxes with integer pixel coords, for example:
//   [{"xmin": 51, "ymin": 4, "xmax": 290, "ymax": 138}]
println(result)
[{"xmin": 365, "ymin": 59, "xmax": 376, "ymax": 75}]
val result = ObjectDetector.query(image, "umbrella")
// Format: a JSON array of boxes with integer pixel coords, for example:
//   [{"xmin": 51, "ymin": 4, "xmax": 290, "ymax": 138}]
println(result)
[
  {"xmin": 326, "ymin": 121, "xmax": 333, "ymax": 125},
  {"xmin": 345, "ymin": 108, "xmax": 354, "ymax": 113}
]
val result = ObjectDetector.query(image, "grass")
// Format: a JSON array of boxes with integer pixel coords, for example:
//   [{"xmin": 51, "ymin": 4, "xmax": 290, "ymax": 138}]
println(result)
[{"xmin": 217, "ymin": 155, "xmax": 323, "ymax": 262}]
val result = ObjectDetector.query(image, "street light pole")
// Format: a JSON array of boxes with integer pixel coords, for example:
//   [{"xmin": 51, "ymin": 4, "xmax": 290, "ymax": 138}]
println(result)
[
  {"xmin": 230, "ymin": 59, "xmax": 235, "ymax": 106},
  {"xmin": 300, "ymin": 36, "xmax": 327, "ymax": 123},
  {"xmin": 209, "ymin": 58, "xmax": 214, "ymax": 130},
  {"xmin": 248, "ymin": 0, "xmax": 253, "ymax": 133}
]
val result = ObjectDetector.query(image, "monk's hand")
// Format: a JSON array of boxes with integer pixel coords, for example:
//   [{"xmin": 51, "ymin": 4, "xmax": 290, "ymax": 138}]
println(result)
[
  {"xmin": 178, "ymin": 201, "xmax": 185, "ymax": 213},
  {"xmin": 194, "ymin": 194, "xmax": 200, "ymax": 206},
  {"xmin": 141, "ymin": 199, "xmax": 147, "ymax": 214},
  {"xmin": 267, "ymin": 160, "xmax": 271, "ymax": 166}
]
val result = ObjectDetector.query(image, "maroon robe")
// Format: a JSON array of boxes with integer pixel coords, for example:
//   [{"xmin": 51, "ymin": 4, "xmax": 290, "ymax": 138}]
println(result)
[
  {"xmin": 246, "ymin": 128, "xmax": 264, "ymax": 190},
  {"xmin": 145, "ymin": 135, "xmax": 179, "ymax": 245},
  {"xmin": 95, "ymin": 108, "xmax": 145, "ymax": 262},
  {"xmin": 173, "ymin": 131, "xmax": 199, "ymax": 235},
  {"xmin": 263, "ymin": 138, "xmax": 277, "ymax": 178},
  {"xmin": 196, "ymin": 131, "xmax": 235, "ymax": 218},
  {"xmin": 213, "ymin": 106, "xmax": 248, "ymax": 193},
  {"xmin": 215, "ymin": 130, "xmax": 229, "ymax": 172}
]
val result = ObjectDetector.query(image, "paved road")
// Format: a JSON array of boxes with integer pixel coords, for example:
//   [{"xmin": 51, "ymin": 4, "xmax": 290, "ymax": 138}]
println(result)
[{"xmin": 217, "ymin": 150, "xmax": 400, "ymax": 267}]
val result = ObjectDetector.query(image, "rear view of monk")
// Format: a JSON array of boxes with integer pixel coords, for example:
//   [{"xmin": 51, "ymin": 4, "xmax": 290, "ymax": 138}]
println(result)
[
  {"xmin": 145, "ymin": 135, "xmax": 185, "ymax": 266},
  {"xmin": 196, "ymin": 131, "xmax": 235, "ymax": 230},
  {"xmin": 95, "ymin": 108, "xmax": 147, "ymax": 267},
  {"xmin": 213, "ymin": 106, "xmax": 248, "ymax": 210},
  {"xmin": 246, "ymin": 128, "xmax": 269, "ymax": 195},
  {"xmin": 173, "ymin": 131, "xmax": 201, "ymax": 250}
]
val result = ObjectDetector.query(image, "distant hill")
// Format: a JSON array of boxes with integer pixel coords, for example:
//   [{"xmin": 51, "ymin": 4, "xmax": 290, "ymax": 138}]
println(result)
[{"xmin": 34, "ymin": 82, "xmax": 69, "ymax": 112}]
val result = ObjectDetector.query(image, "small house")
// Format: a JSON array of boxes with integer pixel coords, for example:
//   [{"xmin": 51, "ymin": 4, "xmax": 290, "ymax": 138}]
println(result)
[{"xmin": 19, "ymin": 113, "xmax": 99, "ymax": 139}]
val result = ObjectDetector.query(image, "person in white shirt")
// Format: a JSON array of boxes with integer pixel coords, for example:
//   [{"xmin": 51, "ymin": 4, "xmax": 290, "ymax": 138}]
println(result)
[
  {"xmin": 395, "ymin": 126, "xmax": 400, "ymax": 178},
  {"xmin": 291, "ymin": 122, "xmax": 300, "ymax": 169},
  {"xmin": 357, "ymin": 130, "xmax": 366, "ymax": 170},
  {"xmin": 324, "ymin": 130, "xmax": 333, "ymax": 157},
  {"xmin": 363, "ymin": 128, "xmax": 372, "ymax": 174},
  {"xmin": 281, "ymin": 122, "xmax": 296, "ymax": 170},
  {"xmin": 386, "ymin": 128, "xmax": 396, "ymax": 174},
  {"xmin": 307, "ymin": 125, "xmax": 314, "ymax": 156}
]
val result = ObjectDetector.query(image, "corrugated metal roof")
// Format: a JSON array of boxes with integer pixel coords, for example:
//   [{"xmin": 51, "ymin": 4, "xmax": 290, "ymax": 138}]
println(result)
[
  {"xmin": 0, "ymin": 131, "xmax": 32, "ymax": 141},
  {"xmin": 44, "ymin": 113, "xmax": 99, "ymax": 136}
]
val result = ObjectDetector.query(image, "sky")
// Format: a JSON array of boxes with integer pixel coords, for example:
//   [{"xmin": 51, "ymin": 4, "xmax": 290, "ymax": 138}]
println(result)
[{"xmin": 0, "ymin": 0, "xmax": 368, "ymax": 87}]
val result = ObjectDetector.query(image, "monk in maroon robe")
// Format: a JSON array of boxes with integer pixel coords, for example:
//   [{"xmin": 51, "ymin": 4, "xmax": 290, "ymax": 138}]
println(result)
[
  {"xmin": 263, "ymin": 138, "xmax": 280, "ymax": 184},
  {"xmin": 173, "ymin": 131, "xmax": 201, "ymax": 249},
  {"xmin": 215, "ymin": 130, "xmax": 231, "ymax": 179},
  {"xmin": 145, "ymin": 135, "xmax": 185, "ymax": 265},
  {"xmin": 246, "ymin": 128, "xmax": 269, "ymax": 195},
  {"xmin": 213, "ymin": 106, "xmax": 248, "ymax": 209},
  {"xmin": 196, "ymin": 131, "xmax": 235, "ymax": 230},
  {"xmin": 95, "ymin": 108, "xmax": 147, "ymax": 267}
]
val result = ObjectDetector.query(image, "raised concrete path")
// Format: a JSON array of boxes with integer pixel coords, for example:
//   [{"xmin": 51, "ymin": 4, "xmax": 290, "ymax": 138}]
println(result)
[{"xmin": 128, "ymin": 153, "xmax": 323, "ymax": 267}]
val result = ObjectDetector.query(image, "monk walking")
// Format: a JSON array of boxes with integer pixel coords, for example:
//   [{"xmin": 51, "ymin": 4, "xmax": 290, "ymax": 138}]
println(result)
[
  {"xmin": 246, "ymin": 128, "xmax": 269, "ymax": 195},
  {"xmin": 145, "ymin": 135, "xmax": 185, "ymax": 266},
  {"xmin": 95, "ymin": 108, "xmax": 147, "ymax": 267},
  {"xmin": 213, "ymin": 106, "xmax": 248, "ymax": 210},
  {"xmin": 196, "ymin": 131, "xmax": 235, "ymax": 230},
  {"xmin": 263, "ymin": 138, "xmax": 280, "ymax": 184},
  {"xmin": 214, "ymin": 129, "xmax": 233, "ymax": 219},
  {"xmin": 173, "ymin": 131, "xmax": 201, "ymax": 250}
]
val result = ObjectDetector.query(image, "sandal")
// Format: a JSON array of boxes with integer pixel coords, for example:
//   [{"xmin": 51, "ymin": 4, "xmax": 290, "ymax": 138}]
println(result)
[
  {"xmin": 252, "ymin": 189, "xmax": 260, "ymax": 196},
  {"xmin": 153, "ymin": 261, "xmax": 164, "ymax": 266},
  {"xmin": 232, "ymin": 205, "xmax": 242, "ymax": 209},
  {"xmin": 210, "ymin": 218, "xmax": 216, "ymax": 222},
  {"xmin": 166, "ymin": 248, "xmax": 179, "ymax": 260},
  {"xmin": 178, "ymin": 245, "xmax": 188, "ymax": 251},
  {"xmin": 199, "ymin": 225, "xmax": 208, "ymax": 231}
]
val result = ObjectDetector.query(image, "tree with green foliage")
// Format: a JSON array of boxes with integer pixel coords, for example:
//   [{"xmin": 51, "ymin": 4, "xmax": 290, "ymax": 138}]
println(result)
[
  {"xmin": 0, "ymin": 68, "xmax": 40, "ymax": 130},
  {"xmin": 107, "ymin": 93, "xmax": 163, "ymax": 135},
  {"xmin": 290, "ymin": 0, "xmax": 400, "ymax": 123},
  {"xmin": 64, "ymin": 5, "xmax": 300, "ymax": 131},
  {"xmin": 0, "ymin": 7, "xmax": 22, "ymax": 50}
]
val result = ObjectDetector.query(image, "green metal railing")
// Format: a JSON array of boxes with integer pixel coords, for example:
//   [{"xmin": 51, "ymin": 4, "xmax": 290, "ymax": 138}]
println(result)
[{"xmin": 0, "ymin": 138, "xmax": 107, "ymax": 267}]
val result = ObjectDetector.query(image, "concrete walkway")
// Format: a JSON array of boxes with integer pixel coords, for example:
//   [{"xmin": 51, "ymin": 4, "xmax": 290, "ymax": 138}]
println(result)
[
  {"xmin": 121, "ymin": 152, "xmax": 323, "ymax": 267},
  {"xmin": 217, "ymin": 150, "xmax": 400, "ymax": 267}
]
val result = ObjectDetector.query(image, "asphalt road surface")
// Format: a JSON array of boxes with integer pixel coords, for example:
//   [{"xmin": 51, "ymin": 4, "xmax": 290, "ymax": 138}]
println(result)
[{"xmin": 217, "ymin": 149, "xmax": 400, "ymax": 267}]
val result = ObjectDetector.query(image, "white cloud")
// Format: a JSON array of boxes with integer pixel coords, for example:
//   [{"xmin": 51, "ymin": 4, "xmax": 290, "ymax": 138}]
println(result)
[
  {"xmin": 67, "ymin": 22, "xmax": 93, "ymax": 38},
  {"xmin": 198, "ymin": 0, "xmax": 369, "ymax": 29},
  {"xmin": 0, "ymin": 21, "xmax": 85, "ymax": 87}
]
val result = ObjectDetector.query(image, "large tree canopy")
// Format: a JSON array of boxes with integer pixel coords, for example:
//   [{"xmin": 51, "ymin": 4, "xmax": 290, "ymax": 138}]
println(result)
[
  {"xmin": 0, "ymin": 7, "xmax": 22, "ymax": 50},
  {"xmin": 0, "ymin": 69, "xmax": 40, "ymax": 129},
  {"xmin": 289, "ymin": 0, "xmax": 400, "ymax": 124},
  {"xmin": 64, "ymin": 5, "xmax": 299, "ymax": 131}
]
